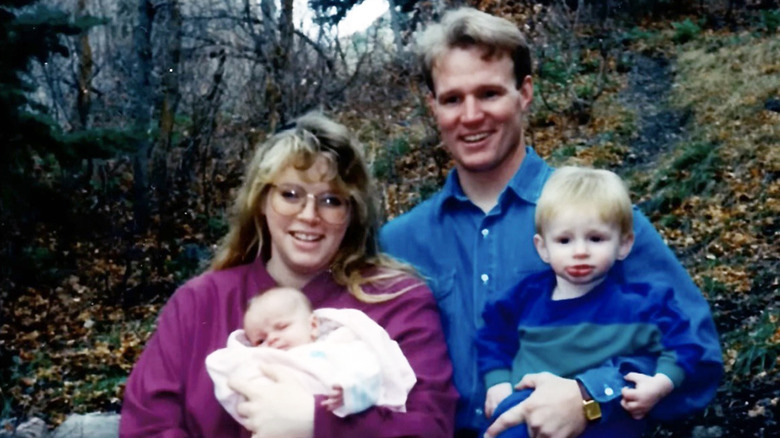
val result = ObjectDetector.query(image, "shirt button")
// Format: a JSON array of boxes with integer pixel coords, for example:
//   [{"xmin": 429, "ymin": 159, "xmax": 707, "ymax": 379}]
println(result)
[
  {"xmin": 481, "ymin": 228, "xmax": 489, "ymax": 237},
  {"xmin": 481, "ymin": 274, "xmax": 489, "ymax": 284},
  {"xmin": 604, "ymin": 387, "xmax": 614, "ymax": 396},
  {"xmin": 476, "ymin": 408, "xmax": 484, "ymax": 417}
]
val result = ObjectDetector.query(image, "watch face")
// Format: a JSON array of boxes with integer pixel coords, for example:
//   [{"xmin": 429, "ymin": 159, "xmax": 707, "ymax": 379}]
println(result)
[{"xmin": 583, "ymin": 400, "xmax": 602, "ymax": 421}]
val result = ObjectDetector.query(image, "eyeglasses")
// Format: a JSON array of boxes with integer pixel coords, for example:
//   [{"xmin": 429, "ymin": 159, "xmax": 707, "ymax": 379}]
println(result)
[{"xmin": 268, "ymin": 184, "xmax": 351, "ymax": 225}]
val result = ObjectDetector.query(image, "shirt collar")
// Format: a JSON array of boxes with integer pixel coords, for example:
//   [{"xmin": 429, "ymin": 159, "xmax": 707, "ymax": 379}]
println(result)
[
  {"xmin": 504, "ymin": 147, "xmax": 553, "ymax": 204},
  {"xmin": 438, "ymin": 168, "xmax": 468, "ymax": 203},
  {"xmin": 434, "ymin": 146, "xmax": 553, "ymax": 213}
]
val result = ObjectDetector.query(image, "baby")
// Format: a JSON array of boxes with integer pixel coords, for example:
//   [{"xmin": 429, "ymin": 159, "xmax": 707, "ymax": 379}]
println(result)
[{"xmin": 206, "ymin": 286, "xmax": 416, "ymax": 423}]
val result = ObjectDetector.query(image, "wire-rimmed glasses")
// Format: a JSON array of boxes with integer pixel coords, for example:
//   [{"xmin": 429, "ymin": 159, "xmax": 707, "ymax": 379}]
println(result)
[{"xmin": 268, "ymin": 184, "xmax": 351, "ymax": 225}]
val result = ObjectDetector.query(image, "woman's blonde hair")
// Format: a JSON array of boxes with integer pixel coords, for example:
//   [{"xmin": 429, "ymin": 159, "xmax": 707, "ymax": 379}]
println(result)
[
  {"xmin": 212, "ymin": 112, "xmax": 415, "ymax": 303},
  {"xmin": 535, "ymin": 166, "xmax": 634, "ymax": 238}
]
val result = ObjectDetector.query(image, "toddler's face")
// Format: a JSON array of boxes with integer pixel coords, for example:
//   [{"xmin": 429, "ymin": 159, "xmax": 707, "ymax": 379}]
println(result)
[{"xmin": 535, "ymin": 207, "xmax": 632, "ymax": 288}]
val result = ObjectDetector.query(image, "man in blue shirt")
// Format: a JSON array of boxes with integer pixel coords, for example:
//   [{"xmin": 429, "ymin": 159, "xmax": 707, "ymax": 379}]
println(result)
[{"xmin": 379, "ymin": 7, "xmax": 722, "ymax": 438}]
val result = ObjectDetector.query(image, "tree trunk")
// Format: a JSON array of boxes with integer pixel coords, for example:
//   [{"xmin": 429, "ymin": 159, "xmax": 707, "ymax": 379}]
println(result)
[
  {"xmin": 153, "ymin": 0, "xmax": 182, "ymax": 266},
  {"xmin": 153, "ymin": 0, "xmax": 182, "ymax": 197},
  {"xmin": 388, "ymin": 0, "xmax": 405, "ymax": 56},
  {"xmin": 75, "ymin": 0, "xmax": 93, "ymax": 130},
  {"xmin": 131, "ymin": 0, "xmax": 154, "ymax": 233},
  {"xmin": 280, "ymin": 0, "xmax": 294, "ymax": 120}
]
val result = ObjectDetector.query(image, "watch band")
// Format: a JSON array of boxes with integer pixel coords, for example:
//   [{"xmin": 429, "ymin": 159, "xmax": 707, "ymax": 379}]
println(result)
[
  {"xmin": 577, "ymin": 380, "xmax": 592, "ymax": 401},
  {"xmin": 577, "ymin": 380, "xmax": 602, "ymax": 421}
]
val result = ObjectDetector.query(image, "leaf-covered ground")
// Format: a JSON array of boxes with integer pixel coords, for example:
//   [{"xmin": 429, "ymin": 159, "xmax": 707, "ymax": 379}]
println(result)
[{"xmin": 1, "ymin": 12, "xmax": 778, "ymax": 438}]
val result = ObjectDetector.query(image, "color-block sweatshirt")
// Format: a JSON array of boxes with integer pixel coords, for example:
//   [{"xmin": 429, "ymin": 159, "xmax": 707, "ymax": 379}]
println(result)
[{"xmin": 477, "ymin": 270, "xmax": 706, "ymax": 413}]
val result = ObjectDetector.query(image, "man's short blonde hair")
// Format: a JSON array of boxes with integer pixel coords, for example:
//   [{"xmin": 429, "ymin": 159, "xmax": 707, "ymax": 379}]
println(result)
[
  {"xmin": 535, "ymin": 166, "xmax": 634, "ymax": 237},
  {"xmin": 416, "ymin": 7, "xmax": 532, "ymax": 94}
]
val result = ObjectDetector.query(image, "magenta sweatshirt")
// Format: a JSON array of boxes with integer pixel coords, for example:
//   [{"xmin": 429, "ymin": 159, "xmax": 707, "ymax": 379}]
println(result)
[{"xmin": 119, "ymin": 257, "xmax": 457, "ymax": 437}]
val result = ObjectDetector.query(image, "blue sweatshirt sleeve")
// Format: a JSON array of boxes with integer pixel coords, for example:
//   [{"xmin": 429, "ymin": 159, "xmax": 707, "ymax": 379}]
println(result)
[
  {"xmin": 643, "ymin": 284, "xmax": 722, "ymax": 419},
  {"xmin": 640, "ymin": 284, "xmax": 700, "ymax": 387},
  {"xmin": 629, "ymin": 211, "xmax": 723, "ymax": 419},
  {"xmin": 578, "ymin": 210, "xmax": 723, "ymax": 421}
]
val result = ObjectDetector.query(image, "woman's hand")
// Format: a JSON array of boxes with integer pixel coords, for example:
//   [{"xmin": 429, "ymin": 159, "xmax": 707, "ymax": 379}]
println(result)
[{"xmin": 228, "ymin": 364, "xmax": 315, "ymax": 438}]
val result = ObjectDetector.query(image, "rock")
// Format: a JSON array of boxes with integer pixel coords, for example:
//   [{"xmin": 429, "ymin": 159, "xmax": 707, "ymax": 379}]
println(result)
[
  {"xmin": 765, "ymin": 98, "xmax": 780, "ymax": 113},
  {"xmin": 49, "ymin": 413, "xmax": 119, "ymax": 438},
  {"xmin": 0, "ymin": 417, "xmax": 47, "ymax": 438},
  {"xmin": 691, "ymin": 425, "xmax": 724, "ymax": 438}
]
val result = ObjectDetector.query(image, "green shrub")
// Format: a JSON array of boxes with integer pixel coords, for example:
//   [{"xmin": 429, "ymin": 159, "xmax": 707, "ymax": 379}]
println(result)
[
  {"xmin": 576, "ymin": 83, "xmax": 596, "ymax": 102},
  {"xmin": 759, "ymin": 9, "xmax": 780, "ymax": 34},
  {"xmin": 701, "ymin": 275, "xmax": 729, "ymax": 298},
  {"xmin": 724, "ymin": 311, "xmax": 780, "ymax": 381},
  {"xmin": 373, "ymin": 136, "xmax": 411, "ymax": 180},
  {"xmin": 623, "ymin": 26, "xmax": 659, "ymax": 43},
  {"xmin": 416, "ymin": 181, "xmax": 439, "ymax": 203},
  {"xmin": 538, "ymin": 54, "xmax": 570, "ymax": 86},
  {"xmin": 166, "ymin": 243, "xmax": 210, "ymax": 281},
  {"xmin": 207, "ymin": 215, "xmax": 228, "ymax": 238},
  {"xmin": 672, "ymin": 19, "xmax": 702, "ymax": 44},
  {"xmin": 550, "ymin": 145, "xmax": 577, "ymax": 164}
]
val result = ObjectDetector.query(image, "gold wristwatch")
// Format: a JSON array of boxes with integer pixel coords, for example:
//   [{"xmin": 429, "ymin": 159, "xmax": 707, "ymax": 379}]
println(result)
[{"xmin": 577, "ymin": 380, "xmax": 602, "ymax": 421}]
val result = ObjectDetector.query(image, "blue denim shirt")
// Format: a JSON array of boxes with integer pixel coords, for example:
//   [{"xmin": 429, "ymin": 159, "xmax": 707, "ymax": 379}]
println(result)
[{"xmin": 379, "ymin": 147, "xmax": 722, "ymax": 431}]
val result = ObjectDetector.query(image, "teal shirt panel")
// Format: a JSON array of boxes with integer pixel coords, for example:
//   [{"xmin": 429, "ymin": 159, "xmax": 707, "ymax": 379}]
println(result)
[{"xmin": 511, "ymin": 322, "xmax": 678, "ymax": 384}]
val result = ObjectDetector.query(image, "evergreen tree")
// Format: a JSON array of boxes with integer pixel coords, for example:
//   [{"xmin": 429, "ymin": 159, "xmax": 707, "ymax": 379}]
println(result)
[
  {"xmin": 2, "ymin": 1, "xmax": 76, "ymax": 197},
  {"xmin": 0, "ymin": 0, "xmax": 128, "ymax": 290},
  {"xmin": 0, "ymin": 0, "xmax": 118, "ymax": 204}
]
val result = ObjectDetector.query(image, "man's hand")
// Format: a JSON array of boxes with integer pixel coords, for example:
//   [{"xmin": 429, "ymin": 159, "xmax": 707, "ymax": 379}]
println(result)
[
  {"xmin": 228, "ymin": 364, "xmax": 315, "ymax": 438},
  {"xmin": 485, "ymin": 382, "xmax": 513, "ymax": 418},
  {"xmin": 486, "ymin": 372, "xmax": 587, "ymax": 438},
  {"xmin": 621, "ymin": 372, "xmax": 674, "ymax": 420}
]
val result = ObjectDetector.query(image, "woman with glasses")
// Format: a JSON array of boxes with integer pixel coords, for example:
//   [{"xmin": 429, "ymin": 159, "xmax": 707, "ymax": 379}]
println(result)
[{"xmin": 119, "ymin": 113, "xmax": 457, "ymax": 438}]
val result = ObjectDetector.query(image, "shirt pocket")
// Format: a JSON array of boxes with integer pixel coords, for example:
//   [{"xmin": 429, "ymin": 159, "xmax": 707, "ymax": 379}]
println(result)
[
  {"xmin": 426, "ymin": 268, "xmax": 458, "ymax": 335},
  {"xmin": 427, "ymin": 268, "xmax": 457, "ymax": 303}
]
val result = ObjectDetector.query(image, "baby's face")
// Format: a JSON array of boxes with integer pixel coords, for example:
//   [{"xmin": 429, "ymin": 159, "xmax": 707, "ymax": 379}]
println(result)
[{"xmin": 244, "ymin": 299, "xmax": 315, "ymax": 350}]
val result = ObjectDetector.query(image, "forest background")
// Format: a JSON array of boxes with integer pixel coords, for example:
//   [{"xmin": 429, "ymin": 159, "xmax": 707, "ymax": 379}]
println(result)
[{"xmin": 1, "ymin": 0, "xmax": 778, "ymax": 436}]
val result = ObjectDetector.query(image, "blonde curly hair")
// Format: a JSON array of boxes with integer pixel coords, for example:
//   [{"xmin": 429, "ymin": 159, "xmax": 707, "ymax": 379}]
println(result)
[{"xmin": 212, "ymin": 112, "xmax": 416, "ymax": 302}]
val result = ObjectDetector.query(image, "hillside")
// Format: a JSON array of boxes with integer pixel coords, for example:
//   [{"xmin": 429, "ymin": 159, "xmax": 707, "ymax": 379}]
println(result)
[{"xmin": 1, "ymin": 3, "xmax": 778, "ymax": 436}]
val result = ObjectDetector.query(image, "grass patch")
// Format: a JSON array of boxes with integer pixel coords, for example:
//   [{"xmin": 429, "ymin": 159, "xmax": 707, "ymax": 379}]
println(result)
[
  {"xmin": 723, "ymin": 310, "xmax": 780, "ymax": 381},
  {"xmin": 639, "ymin": 141, "xmax": 721, "ymax": 216},
  {"xmin": 672, "ymin": 32, "xmax": 780, "ymax": 135}
]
